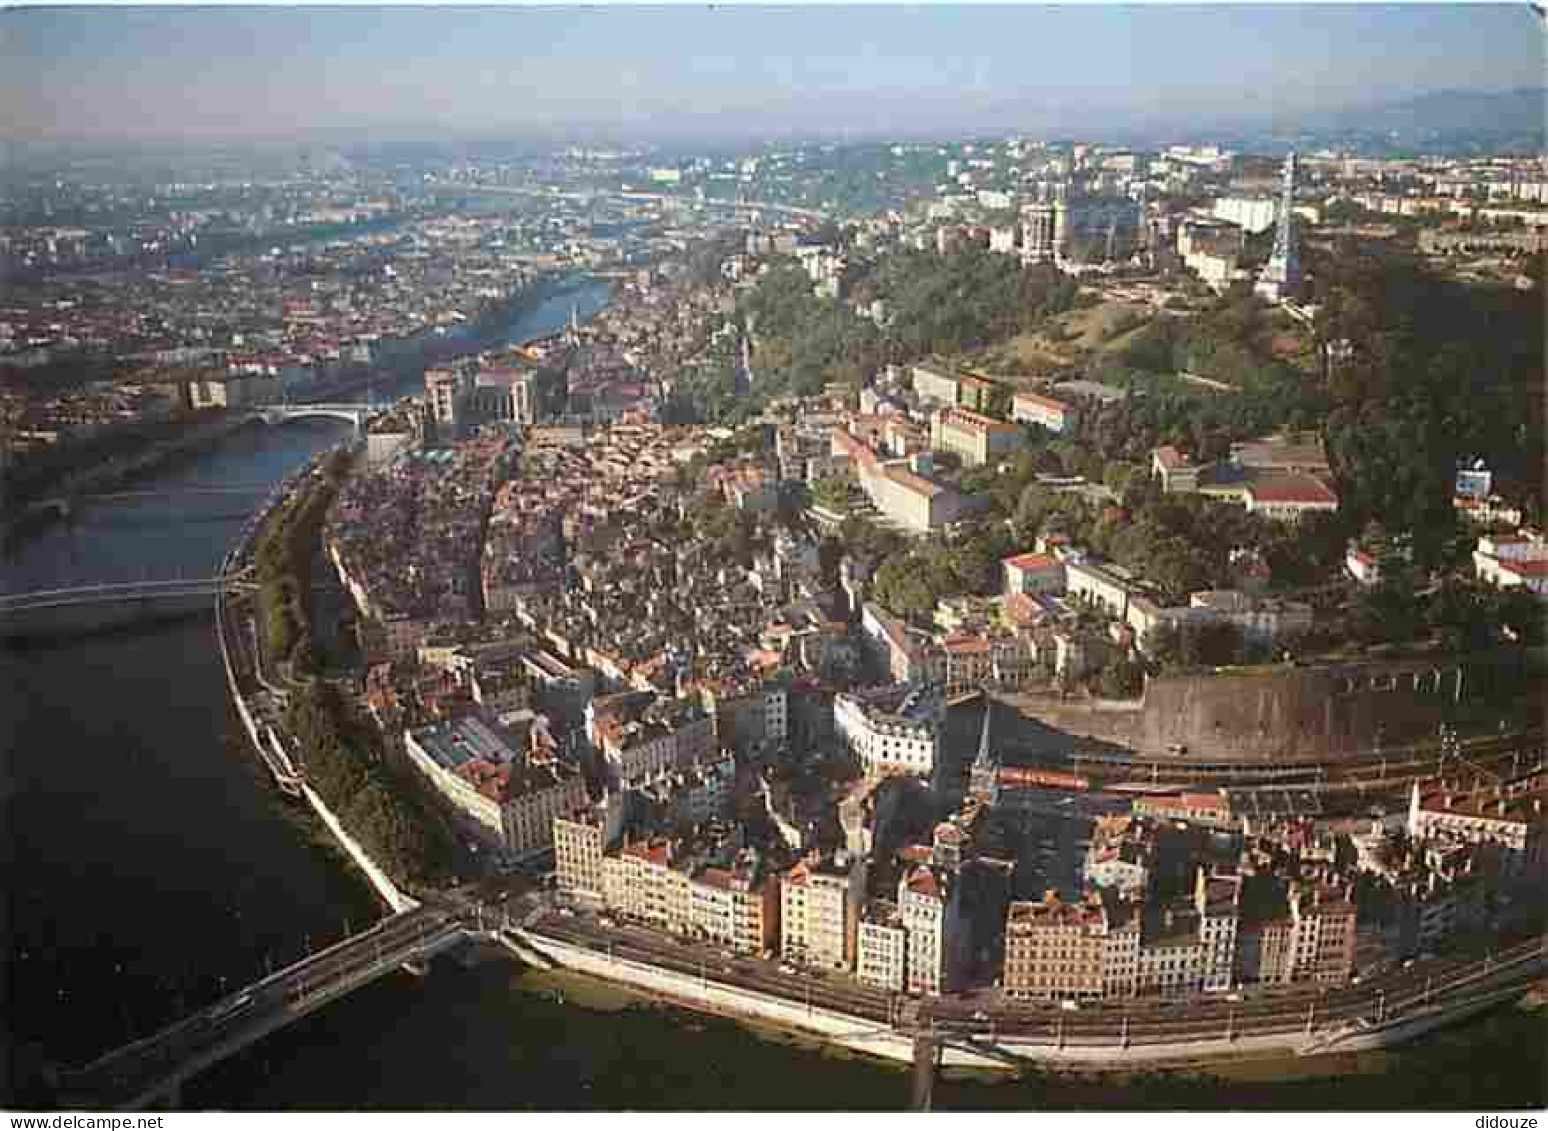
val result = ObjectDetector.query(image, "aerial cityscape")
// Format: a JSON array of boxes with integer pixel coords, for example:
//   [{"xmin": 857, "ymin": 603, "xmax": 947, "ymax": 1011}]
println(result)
[{"xmin": 4, "ymin": 3, "xmax": 1546, "ymax": 1116}]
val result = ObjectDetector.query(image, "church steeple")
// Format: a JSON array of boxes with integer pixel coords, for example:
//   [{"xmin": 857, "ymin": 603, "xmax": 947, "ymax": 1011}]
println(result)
[{"xmin": 969, "ymin": 700, "xmax": 1000, "ymax": 805}]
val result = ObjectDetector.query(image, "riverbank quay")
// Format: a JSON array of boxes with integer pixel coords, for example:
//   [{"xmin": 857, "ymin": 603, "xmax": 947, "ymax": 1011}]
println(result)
[
  {"xmin": 508, "ymin": 920, "xmax": 1548, "ymax": 1075},
  {"xmin": 215, "ymin": 439, "xmax": 420, "ymax": 915}
]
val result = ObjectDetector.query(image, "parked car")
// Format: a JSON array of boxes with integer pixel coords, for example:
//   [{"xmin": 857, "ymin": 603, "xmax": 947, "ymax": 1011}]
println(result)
[{"xmin": 1060, "ymin": 999, "xmax": 1080, "ymax": 1012}]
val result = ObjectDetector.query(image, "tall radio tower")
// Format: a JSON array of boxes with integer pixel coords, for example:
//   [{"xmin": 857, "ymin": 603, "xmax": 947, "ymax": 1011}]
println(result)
[{"xmin": 1255, "ymin": 152, "xmax": 1302, "ymax": 303}]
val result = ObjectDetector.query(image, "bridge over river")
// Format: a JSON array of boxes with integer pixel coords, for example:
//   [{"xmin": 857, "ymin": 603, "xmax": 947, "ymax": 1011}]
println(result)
[
  {"xmin": 1, "ymin": 572, "xmax": 257, "ymax": 637},
  {"xmin": 20, "ymin": 400, "xmax": 385, "ymax": 524},
  {"xmin": 48, "ymin": 898, "xmax": 524, "ymax": 1110}
]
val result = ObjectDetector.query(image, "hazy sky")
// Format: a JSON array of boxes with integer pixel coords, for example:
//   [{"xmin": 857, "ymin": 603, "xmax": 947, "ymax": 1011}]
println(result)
[{"xmin": 4, "ymin": 5, "xmax": 1542, "ymax": 144}]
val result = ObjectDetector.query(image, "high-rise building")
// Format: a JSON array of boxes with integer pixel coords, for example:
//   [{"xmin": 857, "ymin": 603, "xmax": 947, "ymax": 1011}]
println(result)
[{"xmin": 1021, "ymin": 202, "xmax": 1057, "ymax": 263}]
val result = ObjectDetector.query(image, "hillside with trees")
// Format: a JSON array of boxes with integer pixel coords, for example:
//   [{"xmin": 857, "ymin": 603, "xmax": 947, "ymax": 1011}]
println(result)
[{"xmin": 1310, "ymin": 242, "xmax": 1545, "ymax": 567}]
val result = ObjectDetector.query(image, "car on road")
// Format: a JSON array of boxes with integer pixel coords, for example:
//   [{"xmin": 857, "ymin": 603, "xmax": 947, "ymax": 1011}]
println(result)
[
  {"xmin": 1225, "ymin": 992, "xmax": 1244, "ymax": 1003},
  {"xmin": 779, "ymin": 964, "xmax": 797, "ymax": 976},
  {"xmin": 972, "ymin": 1010, "xmax": 989, "ymax": 1022},
  {"xmin": 1060, "ymin": 999, "xmax": 1080, "ymax": 1012}
]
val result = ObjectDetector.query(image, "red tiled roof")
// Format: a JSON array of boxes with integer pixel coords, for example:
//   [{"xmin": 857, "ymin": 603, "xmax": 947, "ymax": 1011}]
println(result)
[
  {"xmin": 938, "ymin": 406, "xmax": 1018, "ymax": 435},
  {"xmin": 1501, "ymin": 558, "xmax": 1548, "ymax": 577},
  {"xmin": 1014, "ymin": 391, "xmax": 1070, "ymax": 415},
  {"xmin": 1247, "ymin": 476, "xmax": 1338, "ymax": 506},
  {"xmin": 1004, "ymin": 552, "xmax": 1060, "ymax": 571}
]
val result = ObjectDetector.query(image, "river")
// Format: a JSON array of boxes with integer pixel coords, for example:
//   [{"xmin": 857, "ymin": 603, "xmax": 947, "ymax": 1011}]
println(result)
[{"xmin": 5, "ymin": 274, "xmax": 1543, "ymax": 1112}]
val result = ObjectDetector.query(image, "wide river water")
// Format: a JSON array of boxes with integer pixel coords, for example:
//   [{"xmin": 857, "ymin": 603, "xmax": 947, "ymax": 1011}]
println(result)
[{"xmin": 5, "ymin": 276, "xmax": 1541, "ymax": 1112}]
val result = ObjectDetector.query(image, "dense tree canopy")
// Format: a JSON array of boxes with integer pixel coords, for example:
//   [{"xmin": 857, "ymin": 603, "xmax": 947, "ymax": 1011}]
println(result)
[
  {"xmin": 286, "ymin": 683, "xmax": 456, "ymax": 889},
  {"xmin": 1312, "ymin": 244, "xmax": 1545, "ymax": 565}
]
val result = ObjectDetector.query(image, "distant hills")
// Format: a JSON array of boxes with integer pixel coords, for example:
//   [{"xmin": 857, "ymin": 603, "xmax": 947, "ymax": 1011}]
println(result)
[
  {"xmin": 1311, "ymin": 86, "xmax": 1544, "ymax": 136},
  {"xmin": 1227, "ymin": 86, "xmax": 1547, "ymax": 157}
]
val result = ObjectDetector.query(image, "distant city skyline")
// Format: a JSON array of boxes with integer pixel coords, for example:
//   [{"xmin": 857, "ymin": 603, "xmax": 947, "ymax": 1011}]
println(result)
[{"xmin": 4, "ymin": 5, "xmax": 1543, "ymax": 144}]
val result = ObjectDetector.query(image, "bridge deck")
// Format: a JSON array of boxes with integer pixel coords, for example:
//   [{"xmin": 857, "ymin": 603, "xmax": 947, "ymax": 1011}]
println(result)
[{"xmin": 58, "ymin": 905, "xmax": 471, "ymax": 1110}]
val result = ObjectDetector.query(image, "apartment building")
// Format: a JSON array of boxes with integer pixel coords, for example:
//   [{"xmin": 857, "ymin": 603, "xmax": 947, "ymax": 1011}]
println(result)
[
  {"xmin": 501, "ymin": 758, "xmax": 591, "ymax": 860},
  {"xmin": 1285, "ymin": 881, "xmax": 1358, "ymax": 986},
  {"xmin": 692, "ymin": 852, "xmax": 782, "ymax": 955},
  {"xmin": 1151, "ymin": 445, "xmax": 1202, "ymax": 494},
  {"xmin": 834, "ymin": 685, "xmax": 942, "ymax": 780},
  {"xmin": 780, "ymin": 852, "xmax": 867, "ymax": 971},
  {"xmin": 1002, "ymin": 551, "xmax": 1067, "ymax": 596},
  {"xmin": 1239, "ymin": 877, "xmax": 1357, "ymax": 987},
  {"xmin": 832, "ymin": 426, "xmax": 967, "ymax": 533},
  {"xmin": 871, "ymin": 462, "xmax": 967, "ymax": 532},
  {"xmin": 1011, "ymin": 391, "xmax": 1077, "ymax": 434},
  {"xmin": 589, "ymin": 692, "xmax": 717, "ymax": 781},
  {"xmin": 1064, "ymin": 557, "xmax": 1136, "ymax": 620},
  {"xmin": 1196, "ymin": 871, "xmax": 1242, "ymax": 993},
  {"xmin": 857, "ymin": 900, "xmax": 909, "ymax": 992},
  {"xmin": 1004, "ymin": 892, "xmax": 1108, "ymax": 1002},
  {"xmin": 861, "ymin": 602, "xmax": 935, "ymax": 685},
  {"xmin": 1134, "ymin": 909, "xmax": 1210, "ymax": 999},
  {"xmin": 1472, "ymin": 532, "xmax": 1548, "ymax": 595},
  {"xmin": 425, "ymin": 367, "xmax": 468, "ymax": 435},
  {"xmin": 911, "ymin": 364, "xmax": 961, "ymax": 406},
  {"xmin": 899, "ymin": 864, "xmax": 961, "ymax": 996},
  {"xmin": 521, "ymin": 648, "xmax": 597, "ymax": 729},
  {"xmin": 405, "ymin": 712, "xmax": 588, "ymax": 859},
  {"xmin": 1243, "ymin": 476, "xmax": 1340, "ymax": 523},
  {"xmin": 931, "ymin": 406, "xmax": 1023, "ymax": 468},
  {"xmin": 602, "ymin": 837, "xmax": 679, "ymax": 928},
  {"xmin": 1408, "ymin": 774, "xmax": 1547, "ymax": 884},
  {"xmin": 553, "ymin": 791, "xmax": 625, "ymax": 901}
]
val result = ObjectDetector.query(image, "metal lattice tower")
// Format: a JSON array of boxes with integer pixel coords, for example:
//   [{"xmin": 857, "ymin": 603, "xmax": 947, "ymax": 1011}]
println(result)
[{"xmin": 1258, "ymin": 152, "xmax": 1302, "ymax": 299}]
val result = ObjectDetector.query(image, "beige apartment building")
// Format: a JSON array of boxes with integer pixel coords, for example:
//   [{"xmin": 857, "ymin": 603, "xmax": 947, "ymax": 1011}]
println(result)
[
  {"xmin": 899, "ymin": 865, "xmax": 959, "ymax": 996},
  {"xmin": 1004, "ymin": 892, "xmax": 1108, "ymax": 1002},
  {"xmin": 857, "ymin": 900, "xmax": 909, "ymax": 992},
  {"xmin": 931, "ymin": 406, "xmax": 1023, "ymax": 467},
  {"xmin": 780, "ymin": 852, "xmax": 867, "ymax": 970}
]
